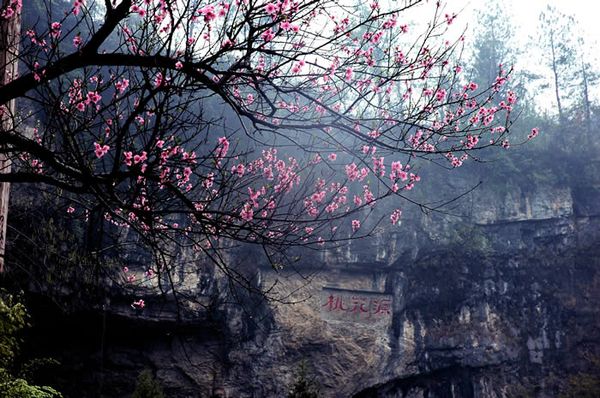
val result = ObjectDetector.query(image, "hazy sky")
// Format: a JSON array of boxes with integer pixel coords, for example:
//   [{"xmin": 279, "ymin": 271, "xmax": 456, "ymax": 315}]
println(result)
[
  {"xmin": 448, "ymin": 0, "xmax": 600, "ymax": 112},
  {"xmin": 458, "ymin": 0, "xmax": 600, "ymax": 45},
  {"xmin": 504, "ymin": 0, "xmax": 600, "ymax": 38}
]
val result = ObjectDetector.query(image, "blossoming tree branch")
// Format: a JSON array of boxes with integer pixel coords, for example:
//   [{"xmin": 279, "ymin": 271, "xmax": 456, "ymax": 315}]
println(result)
[{"xmin": 0, "ymin": 0, "xmax": 534, "ymax": 298}]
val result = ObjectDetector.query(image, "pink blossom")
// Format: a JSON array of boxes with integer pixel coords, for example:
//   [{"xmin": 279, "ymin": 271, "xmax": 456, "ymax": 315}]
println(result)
[
  {"xmin": 130, "ymin": 5, "xmax": 146, "ymax": 17},
  {"xmin": 528, "ymin": 128, "xmax": 539, "ymax": 140},
  {"xmin": 363, "ymin": 186, "xmax": 375, "ymax": 204},
  {"xmin": 261, "ymin": 28, "xmax": 275, "ymax": 42},
  {"xmin": 345, "ymin": 163, "xmax": 359, "ymax": 181},
  {"xmin": 94, "ymin": 142, "xmax": 110, "ymax": 158},
  {"xmin": 133, "ymin": 151, "xmax": 147, "ymax": 164},
  {"xmin": 435, "ymin": 89, "xmax": 446, "ymax": 101},
  {"xmin": 507, "ymin": 90, "xmax": 517, "ymax": 105},
  {"xmin": 390, "ymin": 161, "xmax": 407, "ymax": 181},
  {"xmin": 311, "ymin": 191, "xmax": 326, "ymax": 203},
  {"xmin": 67, "ymin": 206, "xmax": 75, "ymax": 213},
  {"xmin": 115, "ymin": 78, "xmax": 129, "ymax": 94},
  {"xmin": 216, "ymin": 137, "xmax": 230, "ymax": 159},
  {"xmin": 351, "ymin": 219, "xmax": 360, "ymax": 232},
  {"xmin": 123, "ymin": 151, "xmax": 133, "ymax": 166},
  {"xmin": 154, "ymin": 72, "xmax": 163, "ymax": 87},
  {"xmin": 86, "ymin": 91, "xmax": 101, "ymax": 104},
  {"xmin": 222, "ymin": 38, "xmax": 235, "ymax": 48},
  {"xmin": 202, "ymin": 173, "xmax": 214, "ymax": 189},
  {"xmin": 265, "ymin": 3, "xmax": 279, "ymax": 15},
  {"xmin": 390, "ymin": 209, "xmax": 402, "ymax": 225},
  {"xmin": 232, "ymin": 163, "xmax": 245, "ymax": 176},
  {"xmin": 368, "ymin": 130, "xmax": 381, "ymax": 139},
  {"xmin": 131, "ymin": 299, "xmax": 145, "ymax": 309},
  {"xmin": 50, "ymin": 22, "xmax": 61, "ymax": 38},
  {"xmin": 345, "ymin": 67, "xmax": 354, "ymax": 81},
  {"xmin": 372, "ymin": 156, "xmax": 385, "ymax": 177},
  {"xmin": 1, "ymin": 0, "xmax": 21, "ymax": 19},
  {"xmin": 382, "ymin": 16, "xmax": 397, "ymax": 29},
  {"xmin": 73, "ymin": 34, "xmax": 82, "ymax": 48},
  {"xmin": 291, "ymin": 60, "xmax": 305, "ymax": 74},
  {"xmin": 199, "ymin": 5, "xmax": 216, "ymax": 22},
  {"xmin": 240, "ymin": 203, "xmax": 254, "ymax": 221},
  {"xmin": 218, "ymin": 3, "xmax": 229, "ymax": 17}
]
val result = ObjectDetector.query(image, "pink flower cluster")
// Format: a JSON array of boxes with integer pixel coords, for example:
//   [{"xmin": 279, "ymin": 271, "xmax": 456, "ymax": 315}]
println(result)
[
  {"xmin": 1, "ymin": 0, "xmax": 21, "ymax": 19},
  {"xmin": 528, "ymin": 128, "xmax": 539, "ymax": 140},
  {"xmin": 390, "ymin": 209, "xmax": 402, "ymax": 225},
  {"xmin": 131, "ymin": 299, "xmax": 145, "ymax": 309},
  {"xmin": 50, "ymin": 22, "xmax": 61, "ymax": 38},
  {"xmin": 73, "ymin": 0, "xmax": 85, "ymax": 16},
  {"xmin": 94, "ymin": 142, "xmax": 110, "ymax": 158}
]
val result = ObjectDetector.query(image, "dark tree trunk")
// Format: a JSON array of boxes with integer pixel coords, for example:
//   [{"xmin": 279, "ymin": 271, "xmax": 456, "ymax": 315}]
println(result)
[
  {"xmin": 549, "ymin": 32, "xmax": 564, "ymax": 125},
  {"xmin": 581, "ymin": 60, "xmax": 592, "ymax": 135},
  {"xmin": 0, "ymin": 0, "xmax": 20, "ymax": 272}
]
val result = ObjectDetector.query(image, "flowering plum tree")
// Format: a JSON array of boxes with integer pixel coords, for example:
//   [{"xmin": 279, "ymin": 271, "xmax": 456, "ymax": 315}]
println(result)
[{"xmin": 0, "ymin": 0, "xmax": 529, "ymax": 298}]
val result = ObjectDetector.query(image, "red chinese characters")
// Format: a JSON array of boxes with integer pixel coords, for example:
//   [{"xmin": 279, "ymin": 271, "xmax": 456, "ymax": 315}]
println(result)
[
  {"xmin": 322, "ymin": 294, "xmax": 348, "ymax": 311},
  {"xmin": 322, "ymin": 293, "xmax": 392, "ymax": 319}
]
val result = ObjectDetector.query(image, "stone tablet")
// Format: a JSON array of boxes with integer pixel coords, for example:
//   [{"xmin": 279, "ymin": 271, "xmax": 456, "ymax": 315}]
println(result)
[{"xmin": 320, "ymin": 287, "xmax": 393, "ymax": 326}]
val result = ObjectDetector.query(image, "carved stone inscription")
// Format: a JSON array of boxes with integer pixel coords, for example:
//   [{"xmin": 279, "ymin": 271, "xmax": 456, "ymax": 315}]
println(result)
[{"xmin": 320, "ymin": 287, "xmax": 392, "ymax": 325}]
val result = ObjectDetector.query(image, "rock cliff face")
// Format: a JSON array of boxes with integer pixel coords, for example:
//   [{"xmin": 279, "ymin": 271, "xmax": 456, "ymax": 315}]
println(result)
[{"xmin": 25, "ymin": 171, "xmax": 600, "ymax": 398}]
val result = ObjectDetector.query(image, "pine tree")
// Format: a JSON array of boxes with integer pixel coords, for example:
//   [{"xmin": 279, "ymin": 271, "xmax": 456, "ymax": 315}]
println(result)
[
  {"xmin": 288, "ymin": 361, "xmax": 320, "ymax": 398},
  {"xmin": 131, "ymin": 370, "xmax": 164, "ymax": 398}
]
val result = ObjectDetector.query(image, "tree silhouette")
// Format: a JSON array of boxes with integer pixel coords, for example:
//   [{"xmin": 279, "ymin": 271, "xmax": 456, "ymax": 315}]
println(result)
[{"xmin": 0, "ymin": 0, "xmax": 526, "ymax": 302}]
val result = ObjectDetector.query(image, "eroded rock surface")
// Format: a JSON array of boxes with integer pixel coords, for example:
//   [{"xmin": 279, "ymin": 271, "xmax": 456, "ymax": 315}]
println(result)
[{"xmin": 24, "ymin": 175, "xmax": 600, "ymax": 397}]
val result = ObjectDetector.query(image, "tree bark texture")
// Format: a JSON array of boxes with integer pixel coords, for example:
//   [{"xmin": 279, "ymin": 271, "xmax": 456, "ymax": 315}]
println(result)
[{"xmin": 0, "ymin": 0, "xmax": 20, "ymax": 272}]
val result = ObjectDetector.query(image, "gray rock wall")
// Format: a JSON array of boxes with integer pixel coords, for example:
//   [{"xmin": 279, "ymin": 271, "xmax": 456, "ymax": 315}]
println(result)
[{"xmin": 25, "ymin": 175, "xmax": 600, "ymax": 398}]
